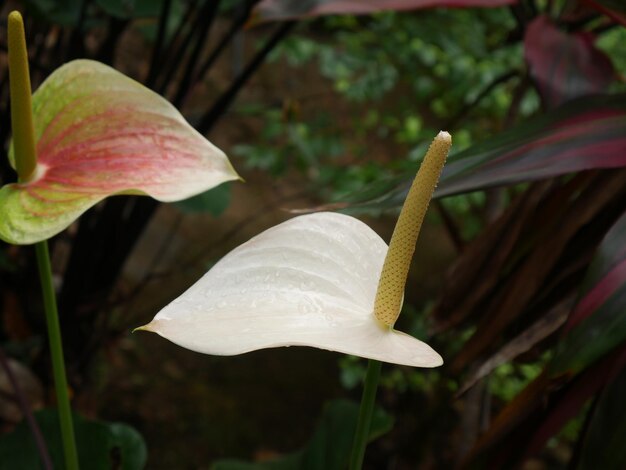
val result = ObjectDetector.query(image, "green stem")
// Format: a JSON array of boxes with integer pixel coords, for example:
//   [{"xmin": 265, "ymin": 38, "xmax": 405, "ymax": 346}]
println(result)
[
  {"xmin": 36, "ymin": 241, "xmax": 79, "ymax": 470},
  {"xmin": 8, "ymin": 10, "xmax": 79, "ymax": 470},
  {"xmin": 349, "ymin": 359, "xmax": 382, "ymax": 470}
]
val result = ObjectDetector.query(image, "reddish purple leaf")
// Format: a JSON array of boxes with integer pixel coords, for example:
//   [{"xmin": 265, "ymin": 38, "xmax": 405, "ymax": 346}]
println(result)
[
  {"xmin": 564, "ymin": 208, "xmax": 626, "ymax": 331},
  {"xmin": 323, "ymin": 94, "xmax": 626, "ymax": 213},
  {"xmin": 525, "ymin": 15, "xmax": 615, "ymax": 108},
  {"xmin": 463, "ymin": 212, "xmax": 626, "ymax": 465},
  {"xmin": 249, "ymin": 0, "xmax": 517, "ymax": 24},
  {"xmin": 550, "ymin": 211, "xmax": 626, "ymax": 377},
  {"xmin": 566, "ymin": 258, "xmax": 626, "ymax": 331}
]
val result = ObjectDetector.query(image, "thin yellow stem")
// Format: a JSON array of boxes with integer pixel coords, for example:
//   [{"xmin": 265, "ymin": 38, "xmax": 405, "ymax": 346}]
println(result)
[{"xmin": 374, "ymin": 131, "xmax": 451, "ymax": 327}]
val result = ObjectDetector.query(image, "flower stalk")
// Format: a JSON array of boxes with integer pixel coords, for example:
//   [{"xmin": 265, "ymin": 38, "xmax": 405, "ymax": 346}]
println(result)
[
  {"xmin": 8, "ymin": 11, "xmax": 79, "ymax": 470},
  {"xmin": 350, "ymin": 131, "xmax": 451, "ymax": 468},
  {"xmin": 348, "ymin": 359, "xmax": 382, "ymax": 470},
  {"xmin": 35, "ymin": 242, "xmax": 79, "ymax": 470}
]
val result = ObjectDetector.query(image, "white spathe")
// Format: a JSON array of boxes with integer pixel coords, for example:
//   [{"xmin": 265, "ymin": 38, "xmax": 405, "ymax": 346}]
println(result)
[{"xmin": 144, "ymin": 212, "xmax": 442, "ymax": 367}]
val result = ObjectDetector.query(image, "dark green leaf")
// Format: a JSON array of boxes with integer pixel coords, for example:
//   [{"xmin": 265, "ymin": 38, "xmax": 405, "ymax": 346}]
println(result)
[
  {"xmin": 211, "ymin": 399, "xmax": 393, "ymax": 470},
  {"xmin": 0, "ymin": 409, "xmax": 147, "ymax": 470},
  {"xmin": 577, "ymin": 364, "xmax": 626, "ymax": 470},
  {"xmin": 24, "ymin": 0, "xmax": 83, "ymax": 26}
]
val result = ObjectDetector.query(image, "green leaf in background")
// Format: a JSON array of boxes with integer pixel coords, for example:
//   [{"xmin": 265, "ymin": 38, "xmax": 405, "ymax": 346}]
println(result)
[
  {"xmin": 577, "ymin": 364, "xmax": 626, "ymax": 470},
  {"xmin": 174, "ymin": 182, "xmax": 232, "ymax": 216},
  {"xmin": 211, "ymin": 399, "xmax": 393, "ymax": 470},
  {"xmin": 0, "ymin": 409, "xmax": 147, "ymax": 470},
  {"xmin": 24, "ymin": 0, "xmax": 83, "ymax": 26}
]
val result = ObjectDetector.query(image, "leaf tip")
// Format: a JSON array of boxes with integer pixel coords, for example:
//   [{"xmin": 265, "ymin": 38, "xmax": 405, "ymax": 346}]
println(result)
[
  {"xmin": 133, "ymin": 323, "xmax": 156, "ymax": 334},
  {"xmin": 222, "ymin": 156, "xmax": 244, "ymax": 183}
]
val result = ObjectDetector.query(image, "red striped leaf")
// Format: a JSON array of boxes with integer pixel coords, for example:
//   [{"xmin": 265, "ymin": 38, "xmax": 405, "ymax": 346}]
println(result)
[
  {"xmin": 550, "ymin": 211, "xmax": 626, "ymax": 377},
  {"xmin": 464, "ymin": 337, "xmax": 626, "ymax": 466},
  {"xmin": 327, "ymin": 94, "xmax": 626, "ymax": 213},
  {"xmin": 525, "ymin": 345, "xmax": 626, "ymax": 458},
  {"xmin": 249, "ymin": 0, "xmax": 517, "ymax": 24},
  {"xmin": 438, "ymin": 96, "xmax": 626, "ymax": 197},
  {"xmin": 524, "ymin": 15, "xmax": 615, "ymax": 108}
]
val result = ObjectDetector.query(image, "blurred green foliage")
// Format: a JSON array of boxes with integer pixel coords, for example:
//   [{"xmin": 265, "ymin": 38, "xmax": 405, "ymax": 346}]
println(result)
[
  {"xmin": 211, "ymin": 400, "xmax": 393, "ymax": 470},
  {"xmin": 175, "ymin": 183, "xmax": 233, "ymax": 216},
  {"xmin": 269, "ymin": 9, "xmax": 528, "ymax": 145},
  {"xmin": 235, "ymin": 9, "xmax": 535, "ymax": 234},
  {"xmin": 489, "ymin": 360, "xmax": 546, "ymax": 402},
  {"xmin": 0, "ymin": 410, "xmax": 147, "ymax": 469},
  {"xmin": 597, "ymin": 27, "xmax": 626, "ymax": 80}
]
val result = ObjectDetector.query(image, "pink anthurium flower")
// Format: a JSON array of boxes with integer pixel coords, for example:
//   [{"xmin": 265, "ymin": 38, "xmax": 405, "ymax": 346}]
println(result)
[
  {"xmin": 139, "ymin": 132, "xmax": 451, "ymax": 367},
  {"xmin": 0, "ymin": 59, "xmax": 240, "ymax": 245}
]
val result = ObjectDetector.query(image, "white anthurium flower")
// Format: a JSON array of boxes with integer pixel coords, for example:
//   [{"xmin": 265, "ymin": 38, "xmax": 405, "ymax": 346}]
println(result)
[{"xmin": 139, "ymin": 132, "xmax": 451, "ymax": 368}]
